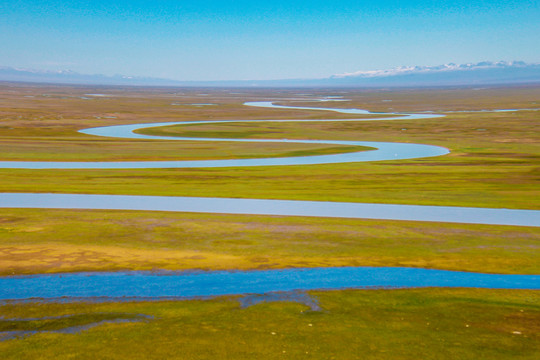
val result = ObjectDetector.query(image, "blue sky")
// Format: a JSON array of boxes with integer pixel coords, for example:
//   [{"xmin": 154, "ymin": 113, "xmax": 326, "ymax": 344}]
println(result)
[{"xmin": 2, "ymin": 0, "xmax": 539, "ymax": 80}]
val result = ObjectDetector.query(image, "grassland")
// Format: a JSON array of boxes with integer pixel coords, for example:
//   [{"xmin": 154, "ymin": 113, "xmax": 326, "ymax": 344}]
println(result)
[
  {"xmin": 1, "ymin": 208, "xmax": 538, "ymax": 275},
  {"xmin": 0, "ymin": 85, "xmax": 539, "ymax": 275},
  {"xmin": 0, "ymin": 85, "xmax": 538, "ymax": 209},
  {"xmin": 0, "ymin": 84, "xmax": 538, "ymax": 358},
  {"xmin": 1, "ymin": 289, "xmax": 539, "ymax": 359}
]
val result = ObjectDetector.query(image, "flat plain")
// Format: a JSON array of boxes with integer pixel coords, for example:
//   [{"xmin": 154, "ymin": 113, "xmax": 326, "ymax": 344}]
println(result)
[{"xmin": 0, "ymin": 83, "xmax": 539, "ymax": 359}]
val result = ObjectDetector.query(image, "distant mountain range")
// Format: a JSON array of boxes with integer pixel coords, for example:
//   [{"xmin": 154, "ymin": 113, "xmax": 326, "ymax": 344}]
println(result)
[
  {"xmin": 1, "ymin": 61, "xmax": 540, "ymax": 87},
  {"xmin": 332, "ymin": 61, "xmax": 536, "ymax": 78},
  {"xmin": 326, "ymin": 61, "xmax": 540, "ymax": 87},
  {"xmin": 0, "ymin": 67, "xmax": 178, "ymax": 87}
]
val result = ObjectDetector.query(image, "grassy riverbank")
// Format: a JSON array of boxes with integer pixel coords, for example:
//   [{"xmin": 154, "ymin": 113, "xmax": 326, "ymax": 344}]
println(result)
[
  {"xmin": 1, "ymin": 208, "xmax": 539, "ymax": 275},
  {"xmin": 0, "ymin": 84, "xmax": 539, "ymax": 359},
  {"xmin": 0, "ymin": 86, "xmax": 538, "ymax": 209},
  {"xmin": 1, "ymin": 288, "xmax": 539, "ymax": 359},
  {"xmin": 0, "ymin": 85, "xmax": 538, "ymax": 275}
]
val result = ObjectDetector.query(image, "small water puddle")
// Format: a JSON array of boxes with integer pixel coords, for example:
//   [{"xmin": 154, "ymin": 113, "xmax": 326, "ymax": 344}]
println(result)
[{"xmin": 0, "ymin": 313, "xmax": 152, "ymax": 341}]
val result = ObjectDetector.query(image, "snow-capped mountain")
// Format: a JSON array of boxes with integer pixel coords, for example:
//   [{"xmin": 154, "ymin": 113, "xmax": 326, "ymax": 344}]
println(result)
[{"xmin": 332, "ymin": 61, "xmax": 533, "ymax": 78}]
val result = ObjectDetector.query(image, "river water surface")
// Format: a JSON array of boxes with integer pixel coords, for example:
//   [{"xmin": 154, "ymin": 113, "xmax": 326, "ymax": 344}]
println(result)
[
  {"xmin": 1, "ymin": 101, "xmax": 538, "ymax": 300},
  {"xmin": 1, "ymin": 267, "xmax": 539, "ymax": 301},
  {"xmin": 1, "ymin": 193, "xmax": 538, "ymax": 227}
]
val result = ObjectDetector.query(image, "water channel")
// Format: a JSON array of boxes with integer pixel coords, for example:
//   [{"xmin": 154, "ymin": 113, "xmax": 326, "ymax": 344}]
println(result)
[
  {"xmin": 0, "ymin": 101, "xmax": 538, "ymax": 300},
  {"xmin": 2, "ymin": 267, "xmax": 539, "ymax": 301}
]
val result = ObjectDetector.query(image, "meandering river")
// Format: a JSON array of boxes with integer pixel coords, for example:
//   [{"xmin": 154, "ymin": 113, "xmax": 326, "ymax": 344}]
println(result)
[
  {"xmin": 0, "ymin": 101, "xmax": 537, "ymax": 226},
  {"xmin": 0, "ymin": 101, "xmax": 538, "ymax": 300},
  {"xmin": 1, "ymin": 102, "xmax": 449, "ymax": 169}
]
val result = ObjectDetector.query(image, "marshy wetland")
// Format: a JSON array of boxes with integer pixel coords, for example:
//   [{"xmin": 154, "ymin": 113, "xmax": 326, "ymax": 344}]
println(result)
[{"xmin": 0, "ymin": 84, "xmax": 539, "ymax": 358}]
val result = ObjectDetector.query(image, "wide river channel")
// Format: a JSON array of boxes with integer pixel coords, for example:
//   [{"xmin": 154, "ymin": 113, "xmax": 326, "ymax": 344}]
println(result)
[
  {"xmin": 0, "ymin": 101, "xmax": 538, "ymax": 300},
  {"xmin": 1, "ymin": 267, "xmax": 539, "ymax": 301}
]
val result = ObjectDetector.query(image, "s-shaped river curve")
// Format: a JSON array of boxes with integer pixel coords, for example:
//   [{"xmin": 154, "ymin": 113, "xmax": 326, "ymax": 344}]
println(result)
[
  {"xmin": 0, "ymin": 101, "xmax": 539, "ymax": 227},
  {"xmin": 1, "ymin": 101, "xmax": 539, "ymax": 301},
  {"xmin": 1, "ymin": 101, "xmax": 448, "ymax": 169}
]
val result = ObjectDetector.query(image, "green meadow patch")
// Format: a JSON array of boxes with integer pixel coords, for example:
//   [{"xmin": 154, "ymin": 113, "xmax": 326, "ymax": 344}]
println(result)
[
  {"xmin": 0, "ymin": 84, "xmax": 539, "ymax": 359},
  {"xmin": 0, "ymin": 208, "xmax": 538, "ymax": 275},
  {"xmin": 0, "ymin": 289, "xmax": 539, "ymax": 359},
  {"xmin": 0, "ymin": 87, "xmax": 538, "ymax": 209}
]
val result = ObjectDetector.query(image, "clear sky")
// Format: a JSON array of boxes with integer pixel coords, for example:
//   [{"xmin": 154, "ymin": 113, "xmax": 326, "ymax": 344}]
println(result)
[{"xmin": 2, "ymin": 0, "xmax": 539, "ymax": 80}]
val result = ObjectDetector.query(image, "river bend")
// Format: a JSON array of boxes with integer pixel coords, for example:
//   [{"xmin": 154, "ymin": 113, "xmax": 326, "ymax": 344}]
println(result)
[{"xmin": 1, "ymin": 101, "xmax": 538, "ymax": 300}]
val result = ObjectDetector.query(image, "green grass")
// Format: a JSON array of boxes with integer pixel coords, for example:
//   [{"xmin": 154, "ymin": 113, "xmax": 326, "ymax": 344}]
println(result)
[
  {"xmin": 0, "ymin": 84, "xmax": 539, "ymax": 359},
  {"xmin": 0, "ymin": 313, "xmax": 146, "ymax": 333},
  {"xmin": 0, "ymin": 130, "xmax": 369, "ymax": 161},
  {"xmin": 0, "ymin": 85, "xmax": 538, "ymax": 275},
  {"xmin": 1, "ymin": 208, "xmax": 538, "ymax": 275},
  {"xmin": 1, "ymin": 288, "xmax": 539, "ymax": 359},
  {"xmin": 1, "ymin": 152, "xmax": 537, "ymax": 209},
  {"xmin": 0, "ymin": 93, "xmax": 538, "ymax": 209}
]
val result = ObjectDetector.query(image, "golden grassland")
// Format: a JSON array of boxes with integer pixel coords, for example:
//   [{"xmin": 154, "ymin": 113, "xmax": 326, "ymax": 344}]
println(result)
[
  {"xmin": 0, "ymin": 208, "xmax": 538, "ymax": 275},
  {"xmin": 0, "ymin": 84, "xmax": 538, "ymax": 276},
  {"xmin": 0, "ymin": 84, "xmax": 539, "ymax": 273},
  {"xmin": 1, "ymin": 289, "xmax": 539, "ymax": 359},
  {"xmin": 0, "ymin": 83, "xmax": 538, "ymax": 271}
]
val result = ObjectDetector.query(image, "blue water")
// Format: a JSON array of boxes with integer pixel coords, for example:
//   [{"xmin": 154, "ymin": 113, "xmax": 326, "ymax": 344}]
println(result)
[
  {"xmin": 245, "ymin": 101, "xmax": 445, "ymax": 120},
  {"xmin": 0, "ymin": 101, "xmax": 449, "ymax": 169},
  {"xmin": 0, "ymin": 102, "xmax": 538, "ymax": 301},
  {"xmin": 0, "ymin": 140, "xmax": 448, "ymax": 169},
  {"xmin": 1, "ymin": 193, "xmax": 539, "ymax": 227},
  {"xmin": 1, "ymin": 267, "xmax": 538, "ymax": 301},
  {"xmin": 5, "ymin": 102, "xmax": 532, "ymax": 171},
  {"xmin": 0, "ymin": 101, "xmax": 537, "ymax": 225}
]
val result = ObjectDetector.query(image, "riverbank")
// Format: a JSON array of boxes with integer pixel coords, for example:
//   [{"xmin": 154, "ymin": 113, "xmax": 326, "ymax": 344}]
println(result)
[
  {"xmin": 1, "ymin": 208, "xmax": 538, "ymax": 276},
  {"xmin": 1, "ymin": 288, "xmax": 539, "ymax": 359}
]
